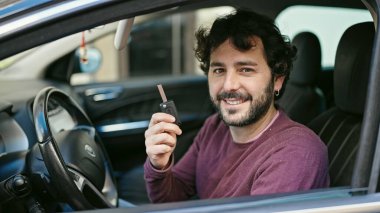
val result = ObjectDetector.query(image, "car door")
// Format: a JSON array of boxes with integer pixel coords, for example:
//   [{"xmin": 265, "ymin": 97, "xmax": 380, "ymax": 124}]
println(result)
[{"xmin": 73, "ymin": 76, "xmax": 213, "ymax": 171}]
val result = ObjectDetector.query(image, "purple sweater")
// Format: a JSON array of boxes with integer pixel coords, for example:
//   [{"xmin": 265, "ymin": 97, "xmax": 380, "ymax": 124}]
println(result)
[{"xmin": 144, "ymin": 110, "xmax": 329, "ymax": 203}]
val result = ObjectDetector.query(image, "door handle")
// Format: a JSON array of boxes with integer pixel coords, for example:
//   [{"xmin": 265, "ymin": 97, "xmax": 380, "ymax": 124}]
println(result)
[{"xmin": 84, "ymin": 86, "xmax": 123, "ymax": 102}]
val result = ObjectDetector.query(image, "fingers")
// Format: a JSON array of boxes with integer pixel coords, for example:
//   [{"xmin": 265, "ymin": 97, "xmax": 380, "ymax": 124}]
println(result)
[
  {"xmin": 145, "ymin": 131, "xmax": 177, "ymax": 148},
  {"xmin": 145, "ymin": 122, "xmax": 182, "ymax": 139},
  {"xmin": 146, "ymin": 113, "xmax": 182, "ymax": 136},
  {"xmin": 146, "ymin": 144, "xmax": 173, "ymax": 156},
  {"xmin": 149, "ymin": 113, "xmax": 177, "ymax": 127}
]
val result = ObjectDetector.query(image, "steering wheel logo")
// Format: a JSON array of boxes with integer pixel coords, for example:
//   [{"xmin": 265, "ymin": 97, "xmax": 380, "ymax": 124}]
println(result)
[{"xmin": 85, "ymin": 144, "xmax": 96, "ymax": 158}]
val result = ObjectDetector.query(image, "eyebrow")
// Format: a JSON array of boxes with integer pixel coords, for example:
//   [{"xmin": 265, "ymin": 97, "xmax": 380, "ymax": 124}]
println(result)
[
  {"xmin": 235, "ymin": 61, "xmax": 258, "ymax": 66},
  {"xmin": 210, "ymin": 62, "xmax": 225, "ymax": 67},
  {"xmin": 209, "ymin": 61, "xmax": 258, "ymax": 67}
]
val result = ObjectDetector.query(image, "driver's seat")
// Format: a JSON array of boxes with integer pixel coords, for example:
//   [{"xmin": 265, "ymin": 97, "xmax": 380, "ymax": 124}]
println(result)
[{"xmin": 308, "ymin": 22, "xmax": 374, "ymax": 186}]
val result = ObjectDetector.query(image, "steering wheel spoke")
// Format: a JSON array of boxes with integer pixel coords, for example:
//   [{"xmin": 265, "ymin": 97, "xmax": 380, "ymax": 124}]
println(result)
[
  {"xmin": 68, "ymin": 168, "xmax": 116, "ymax": 207},
  {"xmin": 68, "ymin": 168, "xmax": 86, "ymax": 192}
]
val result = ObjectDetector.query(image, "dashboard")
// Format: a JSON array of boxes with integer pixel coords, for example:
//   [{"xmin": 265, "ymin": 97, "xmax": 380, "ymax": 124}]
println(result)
[
  {"xmin": 0, "ymin": 80, "xmax": 78, "ymax": 183},
  {"xmin": 0, "ymin": 104, "xmax": 28, "ymax": 156},
  {"xmin": 0, "ymin": 102, "xmax": 29, "ymax": 182}
]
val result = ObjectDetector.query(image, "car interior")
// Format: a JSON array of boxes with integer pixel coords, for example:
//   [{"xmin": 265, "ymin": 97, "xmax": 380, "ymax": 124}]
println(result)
[
  {"xmin": 309, "ymin": 21, "xmax": 374, "ymax": 187},
  {"xmin": 277, "ymin": 31, "xmax": 325, "ymax": 125},
  {"xmin": 1, "ymin": 0, "xmax": 380, "ymax": 212}
]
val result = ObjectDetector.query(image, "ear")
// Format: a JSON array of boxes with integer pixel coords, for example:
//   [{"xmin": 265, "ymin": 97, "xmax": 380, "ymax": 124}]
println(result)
[{"xmin": 274, "ymin": 75, "xmax": 285, "ymax": 92}]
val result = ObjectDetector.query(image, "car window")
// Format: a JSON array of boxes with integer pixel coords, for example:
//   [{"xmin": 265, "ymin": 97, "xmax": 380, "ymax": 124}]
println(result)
[
  {"xmin": 2, "ymin": 5, "xmax": 370, "ymax": 84},
  {"xmin": 276, "ymin": 6, "xmax": 372, "ymax": 69},
  {"xmin": 70, "ymin": 6, "xmax": 234, "ymax": 85}
]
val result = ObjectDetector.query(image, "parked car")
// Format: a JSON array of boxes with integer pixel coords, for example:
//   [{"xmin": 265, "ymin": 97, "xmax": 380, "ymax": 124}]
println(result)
[{"xmin": 1, "ymin": 0, "xmax": 380, "ymax": 212}]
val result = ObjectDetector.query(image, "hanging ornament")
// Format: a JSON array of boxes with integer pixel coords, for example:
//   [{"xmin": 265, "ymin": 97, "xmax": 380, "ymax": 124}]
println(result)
[{"xmin": 79, "ymin": 31, "xmax": 88, "ymax": 64}]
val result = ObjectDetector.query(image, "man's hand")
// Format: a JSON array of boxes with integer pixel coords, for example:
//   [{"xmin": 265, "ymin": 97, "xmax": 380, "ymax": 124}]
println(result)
[{"xmin": 145, "ymin": 113, "xmax": 182, "ymax": 170}]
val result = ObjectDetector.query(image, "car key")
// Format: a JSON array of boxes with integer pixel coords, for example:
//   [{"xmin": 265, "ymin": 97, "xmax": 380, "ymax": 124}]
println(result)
[{"xmin": 157, "ymin": 84, "xmax": 181, "ymax": 125}]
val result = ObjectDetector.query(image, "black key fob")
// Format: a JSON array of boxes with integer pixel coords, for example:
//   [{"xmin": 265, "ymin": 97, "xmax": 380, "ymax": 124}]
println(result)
[
  {"xmin": 157, "ymin": 84, "xmax": 181, "ymax": 125},
  {"xmin": 159, "ymin": 100, "xmax": 181, "ymax": 125}
]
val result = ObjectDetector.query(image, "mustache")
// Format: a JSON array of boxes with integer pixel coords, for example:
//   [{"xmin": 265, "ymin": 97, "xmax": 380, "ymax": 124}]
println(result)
[{"xmin": 216, "ymin": 92, "xmax": 252, "ymax": 101}]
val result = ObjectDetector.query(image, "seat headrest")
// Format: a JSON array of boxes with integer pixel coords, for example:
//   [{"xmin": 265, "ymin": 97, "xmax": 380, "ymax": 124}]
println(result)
[
  {"xmin": 334, "ymin": 22, "xmax": 375, "ymax": 114},
  {"xmin": 289, "ymin": 32, "xmax": 321, "ymax": 85}
]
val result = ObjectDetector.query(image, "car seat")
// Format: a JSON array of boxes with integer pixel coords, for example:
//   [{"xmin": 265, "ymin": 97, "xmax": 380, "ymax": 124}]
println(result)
[
  {"xmin": 277, "ymin": 31, "xmax": 325, "ymax": 125},
  {"xmin": 308, "ymin": 22, "xmax": 375, "ymax": 187}
]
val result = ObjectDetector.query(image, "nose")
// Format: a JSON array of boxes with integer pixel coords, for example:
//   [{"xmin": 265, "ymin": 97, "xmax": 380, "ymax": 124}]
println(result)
[{"xmin": 223, "ymin": 71, "xmax": 240, "ymax": 91}]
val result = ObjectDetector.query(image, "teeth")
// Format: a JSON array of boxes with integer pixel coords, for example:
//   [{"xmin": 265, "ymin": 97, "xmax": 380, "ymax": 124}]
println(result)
[{"xmin": 225, "ymin": 99, "xmax": 242, "ymax": 105}]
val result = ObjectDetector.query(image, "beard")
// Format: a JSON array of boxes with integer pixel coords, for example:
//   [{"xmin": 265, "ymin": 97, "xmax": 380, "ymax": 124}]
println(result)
[{"xmin": 211, "ymin": 79, "xmax": 274, "ymax": 127}]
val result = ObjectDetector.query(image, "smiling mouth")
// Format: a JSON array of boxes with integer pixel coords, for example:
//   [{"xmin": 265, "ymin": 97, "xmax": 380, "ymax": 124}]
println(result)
[
  {"xmin": 224, "ymin": 98, "xmax": 244, "ymax": 105},
  {"xmin": 216, "ymin": 92, "xmax": 252, "ymax": 107}
]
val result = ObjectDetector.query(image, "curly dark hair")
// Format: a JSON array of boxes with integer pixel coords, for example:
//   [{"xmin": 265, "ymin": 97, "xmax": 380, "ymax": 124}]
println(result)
[{"xmin": 195, "ymin": 10, "xmax": 296, "ymax": 97}]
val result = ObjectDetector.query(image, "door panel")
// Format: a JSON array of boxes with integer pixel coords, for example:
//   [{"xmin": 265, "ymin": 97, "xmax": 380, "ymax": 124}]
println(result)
[{"xmin": 73, "ymin": 75, "xmax": 214, "ymax": 171}]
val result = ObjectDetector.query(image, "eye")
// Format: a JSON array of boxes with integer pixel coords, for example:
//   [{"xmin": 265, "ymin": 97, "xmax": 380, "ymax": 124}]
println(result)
[
  {"xmin": 212, "ymin": 68, "xmax": 225, "ymax": 74},
  {"xmin": 240, "ymin": 68, "xmax": 254, "ymax": 73}
]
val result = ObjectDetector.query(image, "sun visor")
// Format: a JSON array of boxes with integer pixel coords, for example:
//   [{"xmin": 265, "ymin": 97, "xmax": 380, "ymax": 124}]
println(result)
[{"xmin": 114, "ymin": 18, "xmax": 135, "ymax": 51}]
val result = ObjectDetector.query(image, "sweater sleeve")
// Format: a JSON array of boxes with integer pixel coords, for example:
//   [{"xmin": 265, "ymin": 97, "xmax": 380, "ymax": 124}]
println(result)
[{"xmin": 251, "ymin": 142, "xmax": 329, "ymax": 196}]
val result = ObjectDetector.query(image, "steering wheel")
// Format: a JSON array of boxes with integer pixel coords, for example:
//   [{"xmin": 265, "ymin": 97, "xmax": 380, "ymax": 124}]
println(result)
[{"xmin": 32, "ymin": 87, "xmax": 118, "ymax": 210}]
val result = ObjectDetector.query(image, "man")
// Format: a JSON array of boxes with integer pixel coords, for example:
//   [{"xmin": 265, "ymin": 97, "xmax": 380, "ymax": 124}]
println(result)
[{"xmin": 144, "ymin": 10, "xmax": 329, "ymax": 203}]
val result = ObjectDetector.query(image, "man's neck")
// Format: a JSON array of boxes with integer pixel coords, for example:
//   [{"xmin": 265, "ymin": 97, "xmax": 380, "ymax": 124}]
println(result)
[{"xmin": 230, "ymin": 105, "xmax": 278, "ymax": 144}]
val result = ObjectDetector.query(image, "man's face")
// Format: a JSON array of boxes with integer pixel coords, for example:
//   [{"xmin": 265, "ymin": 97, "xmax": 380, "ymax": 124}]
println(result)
[{"xmin": 208, "ymin": 37, "xmax": 283, "ymax": 127}]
